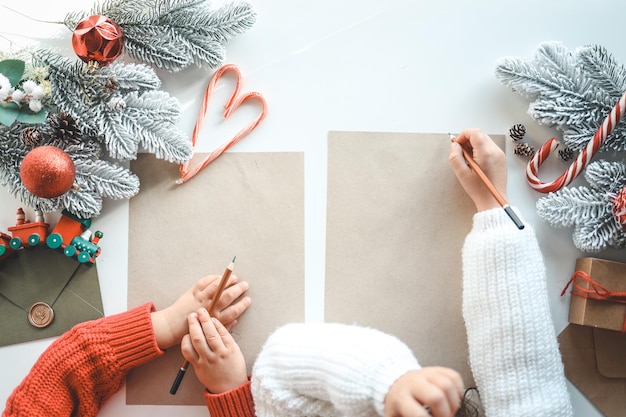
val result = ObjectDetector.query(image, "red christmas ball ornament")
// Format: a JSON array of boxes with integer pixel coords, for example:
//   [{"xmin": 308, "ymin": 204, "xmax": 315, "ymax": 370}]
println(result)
[
  {"xmin": 20, "ymin": 146, "xmax": 76, "ymax": 198},
  {"xmin": 72, "ymin": 15, "xmax": 124, "ymax": 66}
]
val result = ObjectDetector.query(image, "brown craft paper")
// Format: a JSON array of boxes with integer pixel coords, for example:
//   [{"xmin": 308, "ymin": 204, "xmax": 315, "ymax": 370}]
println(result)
[
  {"xmin": 568, "ymin": 257, "xmax": 626, "ymax": 332},
  {"xmin": 559, "ymin": 324, "xmax": 626, "ymax": 417},
  {"xmin": 594, "ymin": 327, "xmax": 626, "ymax": 378},
  {"xmin": 324, "ymin": 131, "xmax": 505, "ymax": 387},
  {"xmin": 0, "ymin": 245, "xmax": 103, "ymax": 346},
  {"xmin": 126, "ymin": 152, "xmax": 305, "ymax": 405}
]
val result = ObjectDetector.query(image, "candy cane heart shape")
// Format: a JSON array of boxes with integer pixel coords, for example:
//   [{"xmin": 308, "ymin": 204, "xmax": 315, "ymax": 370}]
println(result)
[
  {"xmin": 526, "ymin": 92, "xmax": 626, "ymax": 193},
  {"xmin": 178, "ymin": 64, "xmax": 269, "ymax": 184}
]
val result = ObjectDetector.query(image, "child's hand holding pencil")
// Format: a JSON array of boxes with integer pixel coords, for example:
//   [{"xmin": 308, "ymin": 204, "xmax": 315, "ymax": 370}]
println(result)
[
  {"xmin": 170, "ymin": 258, "xmax": 249, "ymax": 394},
  {"xmin": 449, "ymin": 129, "xmax": 524, "ymax": 229}
]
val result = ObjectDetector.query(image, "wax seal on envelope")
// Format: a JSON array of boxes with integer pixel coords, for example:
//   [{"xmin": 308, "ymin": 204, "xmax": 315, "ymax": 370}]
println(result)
[{"xmin": 28, "ymin": 302, "xmax": 54, "ymax": 328}]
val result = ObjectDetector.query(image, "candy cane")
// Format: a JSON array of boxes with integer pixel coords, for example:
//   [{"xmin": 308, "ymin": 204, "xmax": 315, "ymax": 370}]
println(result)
[
  {"xmin": 526, "ymin": 91, "xmax": 626, "ymax": 193},
  {"xmin": 177, "ymin": 64, "xmax": 268, "ymax": 184}
]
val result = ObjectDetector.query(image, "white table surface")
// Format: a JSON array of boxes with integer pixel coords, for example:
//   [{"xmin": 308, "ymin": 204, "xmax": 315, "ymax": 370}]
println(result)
[{"xmin": 2, "ymin": 1, "xmax": 625, "ymax": 415}]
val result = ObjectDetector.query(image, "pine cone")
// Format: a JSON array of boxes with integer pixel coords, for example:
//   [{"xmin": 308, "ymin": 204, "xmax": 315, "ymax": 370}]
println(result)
[
  {"xmin": 47, "ymin": 112, "xmax": 82, "ymax": 143},
  {"xmin": 19, "ymin": 127, "xmax": 44, "ymax": 147},
  {"xmin": 508, "ymin": 123, "xmax": 526, "ymax": 141},
  {"xmin": 513, "ymin": 142, "xmax": 536, "ymax": 158},
  {"xmin": 558, "ymin": 147, "xmax": 575, "ymax": 162}
]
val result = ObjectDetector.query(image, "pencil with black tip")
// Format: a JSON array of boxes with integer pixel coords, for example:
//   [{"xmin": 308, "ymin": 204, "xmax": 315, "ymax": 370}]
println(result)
[
  {"xmin": 170, "ymin": 256, "xmax": 236, "ymax": 395},
  {"xmin": 450, "ymin": 134, "xmax": 524, "ymax": 230}
]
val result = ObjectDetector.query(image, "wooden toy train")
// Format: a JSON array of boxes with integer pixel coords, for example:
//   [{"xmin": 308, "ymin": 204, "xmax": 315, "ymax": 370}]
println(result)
[{"xmin": 0, "ymin": 208, "xmax": 103, "ymax": 264}]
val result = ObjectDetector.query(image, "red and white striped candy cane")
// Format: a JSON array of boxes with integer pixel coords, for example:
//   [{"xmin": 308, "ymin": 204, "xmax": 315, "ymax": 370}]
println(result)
[
  {"xmin": 526, "ymin": 91, "xmax": 626, "ymax": 193},
  {"xmin": 178, "ymin": 64, "xmax": 268, "ymax": 184}
]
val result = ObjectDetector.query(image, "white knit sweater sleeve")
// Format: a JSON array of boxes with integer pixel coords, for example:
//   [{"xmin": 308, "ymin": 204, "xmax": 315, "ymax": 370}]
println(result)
[
  {"xmin": 462, "ymin": 208, "xmax": 572, "ymax": 417},
  {"xmin": 251, "ymin": 322, "xmax": 420, "ymax": 417}
]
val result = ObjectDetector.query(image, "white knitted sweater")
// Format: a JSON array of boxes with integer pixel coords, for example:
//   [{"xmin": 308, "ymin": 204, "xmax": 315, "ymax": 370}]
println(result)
[
  {"xmin": 251, "ymin": 208, "xmax": 573, "ymax": 417},
  {"xmin": 462, "ymin": 209, "xmax": 572, "ymax": 417}
]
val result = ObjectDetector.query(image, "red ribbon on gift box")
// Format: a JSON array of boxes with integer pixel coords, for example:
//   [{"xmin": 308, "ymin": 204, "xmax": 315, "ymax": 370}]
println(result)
[{"xmin": 562, "ymin": 270, "xmax": 626, "ymax": 332}]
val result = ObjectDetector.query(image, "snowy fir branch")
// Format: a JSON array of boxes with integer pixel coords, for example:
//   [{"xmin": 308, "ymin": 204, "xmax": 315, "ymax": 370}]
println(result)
[
  {"xmin": 577, "ymin": 45, "xmax": 626, "ymax": 99},
  {"xmin": 107, "ymin": 62, "xmax": 162, "ymax": 92},
  {"xmin": 121, "ymin": 90, "xmax": 190, "ymax": 161},
  {"xmin": 536, "ymin": 160, "xmax": 626, "ymax": 252},
  {"xmin": 64, "ymin": 0, "xmax": 257, "ymax": 72},
  {"xmin": 32, "ymin": 50, "xmax": 192, "ymax": 162},
  {"xmin": 0, "ymin": 119, "xmax": 140, "ymax": 218},
  {"xmin": 77, "ymin": 159, "xmax": 140, "ymax": 200},
  {"xmin": 585, "ymin": 157, "xmax": 626, "ymax": 190},
  {"xmin": 536, "ymin": 187, "xmax": 611, "ymax": 228},
  {"xmin": 496, "ymin": 42, "xmax": 626, "ymax": 153}
]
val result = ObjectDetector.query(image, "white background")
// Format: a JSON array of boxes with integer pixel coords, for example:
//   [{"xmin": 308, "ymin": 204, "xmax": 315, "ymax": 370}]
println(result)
[{"xmin": 2, "ymin": 1, "xmax": 625, "ymax": 416}]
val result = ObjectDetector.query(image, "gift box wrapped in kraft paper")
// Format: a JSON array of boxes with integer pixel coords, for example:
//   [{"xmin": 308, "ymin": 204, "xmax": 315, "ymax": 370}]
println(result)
[
  {"xmin": 559, "ymin": 257, "xmax": 626, "ymax": 417},
  {"xmin": 565, "ymin": 257, "xmax": 626, "ymax": 332}
]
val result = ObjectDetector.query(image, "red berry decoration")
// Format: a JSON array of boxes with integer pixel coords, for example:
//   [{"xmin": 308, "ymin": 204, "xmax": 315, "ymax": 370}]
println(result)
[
  {"xmin": 72, "ymin": 15, "xmax": 124, "ymax": 66},
  {"xmin": 20, "ymin": 146, "xmax": 76, "ymax": 198}
]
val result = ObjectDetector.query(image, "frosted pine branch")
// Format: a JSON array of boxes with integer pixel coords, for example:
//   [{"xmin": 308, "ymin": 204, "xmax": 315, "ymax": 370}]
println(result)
[
  {"xmin": 65, "ymin": 0, "xmax": 152, "ymax": 26},
  {"xmin": 536, "ymin": 187, "xmax": 609, "ymax": 227},
  {"xmin": 64, "ymin": 0, "xmax": 257, "ymax": 72},
  {"xmin": 77, "ymin": 159, "xmax": 139, "ymax": 199},
  {"xmin": 585, "ymin": 159, "xmax": 626, "ymax": 191},
  {"xmin": 33, "ymin": 50, "xmax": 192, "ymax": 163},
  {"xmin": 536, "ymin": 159, "xmax": 626, "ymax": 251},
  {"xmin": 0, "ymin": 115, "xmax": 141, "ymax": 217},
  {"xmin": 121, "ymin": 26, "xmax": 195, "ymax": 72},
  {"xmin": 166, "ymin": 1, "xmax": 257, "ymax": 42},
  {"xmin": 123, "ymin": 91, "xmax": 190, "ymax": 162},
  {"xmin": 178, "ymin": 36, "xmax": 224, "ymax": 68},
  {"xmin": 108, "ymin": 62, "xmax": 161, "ymax": 92},
  {"xmin": 496, "ymin": 41, "xmax": 626, "ymax": 153},
  {"xmin": 573, "ymin": 216, "xmax": 626, "ymax": 252},
  {"xmin": 577, "ymin": 45, "xmax": 626, "ymax": 98},
  {"xmin": 61, "ymin": 187, "xmax": 102, "ymax": 219}
]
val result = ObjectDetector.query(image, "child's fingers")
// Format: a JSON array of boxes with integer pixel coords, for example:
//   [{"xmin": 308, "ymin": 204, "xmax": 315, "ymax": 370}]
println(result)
[
  {"xmin": 421, "ymin": 369, "xmax": 464, "ymax": 417},
  {"xmin": 184, "ymin": 309, "xmax": 220, "ymax": 360},
  {"xmin": 449, "ymin": 142, "xmax": 470, "ymax": 175},
  {"xmin": 181, "ymin": 324, "xmax": 200, "ymax": 363},
  {"xmin": 392, "ymin": 400, "xmax": 431, "ymax": 417},
  {"xmin": 196, "ymin": 308, "xmax": 227, "ymax": 354},
  {"xmin": 198, "ymin": 274, "xmax": 239, "ymax": 301},
  {"xmin": 210, "ymin": 315, "xmax": 238, "ymax": 348},
  {"xmin": 215, "ymin": 294, "xmax": 252, "ymax": 326},
  {"xmin": 212, "ymin": 280, "xmax": 249, "ymax": 312}
]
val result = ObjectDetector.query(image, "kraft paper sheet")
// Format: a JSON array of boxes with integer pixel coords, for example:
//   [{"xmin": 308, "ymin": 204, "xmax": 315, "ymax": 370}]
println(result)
[
  {"xmin": 126, "ymin": 152, "xmax": 304, "ymax": 405},
  {"xmin": 558, "ymin": 324, "xmax": 626, "ymax": 417},
  {"xmin": 324, "ymin": 131, "xmax": 505, "ymax": 386}
]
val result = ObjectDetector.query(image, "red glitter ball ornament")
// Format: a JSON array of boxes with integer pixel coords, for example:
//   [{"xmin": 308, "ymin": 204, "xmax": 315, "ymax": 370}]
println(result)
[
  {"xmin": 20, "ymin": 146, "xmax": 76, "ymax": 198},
  {"xmin": 72, "ymin": 15, "xmax": 124, "ymax": 66}
]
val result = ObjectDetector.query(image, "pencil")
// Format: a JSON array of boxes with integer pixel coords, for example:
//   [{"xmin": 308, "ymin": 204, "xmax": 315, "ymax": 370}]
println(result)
[
  {"xmin": 450, "ymin": 134, "xmax": 524, "ymax": 230},
  {"xmin": 170, "ymin": 256, "xmax": 236, "ymax": 395}
]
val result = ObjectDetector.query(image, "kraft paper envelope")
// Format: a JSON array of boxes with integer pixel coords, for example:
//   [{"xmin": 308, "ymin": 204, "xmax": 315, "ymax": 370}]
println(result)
[
  {"xmin": 325, "ymin": 131, "xmax": 505, "ymax": 387},
  {"xmin": 126, "ymin": 152, "xmax": 304, "ymax": 405},
  {"xmin": 559, "ymin": 324, "xmax": 626, "ymax": 417},
  {"xmin": 0, "ymin": 245, "xmax": 104, "ymax": 346}
]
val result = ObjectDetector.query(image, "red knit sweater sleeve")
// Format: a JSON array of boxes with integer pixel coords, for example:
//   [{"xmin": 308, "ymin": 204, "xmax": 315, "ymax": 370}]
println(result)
[
  {"xmin": 2, "ymin": 303, "xmax": 163, "ymax": 417},
  {"xmin": 204, "ymin": 380, "xmax": 256, "ymax": 417}
]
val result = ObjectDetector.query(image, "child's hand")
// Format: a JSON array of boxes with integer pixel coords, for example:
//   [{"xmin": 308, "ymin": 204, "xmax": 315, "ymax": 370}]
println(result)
[
  {"xmin": 384, "ymin": 367, "xmax": 464, "ymax": 417},
  {"xmin": 449, "ymin": 128, "xmax": 507, "ymax": 212},
  {"xmin": 151, "ymin": 274, "xmax": 251, "ymax": 349},
  {"xmin": 181, "ymin": 308, "xmax": 248, "ymax": 394}
]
